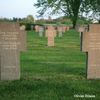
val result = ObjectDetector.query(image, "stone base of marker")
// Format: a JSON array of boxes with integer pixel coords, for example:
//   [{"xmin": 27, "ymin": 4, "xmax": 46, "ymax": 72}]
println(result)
[
  {"xmin": 87, "ymin": 50, "xmax": 100, "ymax": 79},
  {"xmin": 48, "ymin": 37, "xmax": 54, "ymax": 46},
  {"xmin": 0, "ymin": 50, "xmax": 20, "ymax": 80}
]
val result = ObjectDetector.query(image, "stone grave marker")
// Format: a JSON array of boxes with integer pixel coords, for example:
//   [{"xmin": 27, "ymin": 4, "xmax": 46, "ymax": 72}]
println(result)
[
  {"xmin": 45, "ymin": 26, "xmax": 56, "ymax": 37},
  {"xmin": 62, "ymin": 26, "xmax": 66, "ymax": 32},
  {"xmin": 76, "ymin": 25, "xmax": 89, "ymax": 51},
  {"xmin": 62, "ymin": 26, "xmax": 69, "ymax": 33},
  {"xmin": 81, "ymin": 24, "xmax": 100, "ymax": 79},
  {"xmin": 66, "ymin": 26, "xmax": 70, "ymax": 31},
  {"xmin": 57, "ymin": 26, "xmax": 63, "ymax": 37},
  {"xmin": 35, "ymin": 25, "xmax": 39, "ymax": 32},
  {"xmin": 45, "ymin": 26, "xmax": 56, "ymax": 46},
  {"xmin": 77, "ymin": 25, "xmax": 89, "ymax": 33},
  {"xmin": 31, "ymin": 25, "xmax": 34, "ymax": 30},
  {"xmin": 39, "ymin": 26, "xmax": 44, "ymax": 37},
  {"xmin": 20, "ymin": 25, "xmax": 26, "ymax": 31},
  {"xmin": 0, "ymin": 22, "xmax": 26, "ymax": 80},
  {"xmin": 81, "ymin": 32, "xmax": 89, "ymax": 52}
]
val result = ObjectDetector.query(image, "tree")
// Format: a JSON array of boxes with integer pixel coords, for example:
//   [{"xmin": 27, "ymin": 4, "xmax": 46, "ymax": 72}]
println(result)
[
  {"xmin": 91, "ymin": 0, "xmax": 100, "ymax": 23},
  {"xmin": 26, "ymin": 15, "xmax": 34, "ymax": 23},
  {"xmin": 34, "ymin": 0, "xmax": 91, "ymax": 28}
]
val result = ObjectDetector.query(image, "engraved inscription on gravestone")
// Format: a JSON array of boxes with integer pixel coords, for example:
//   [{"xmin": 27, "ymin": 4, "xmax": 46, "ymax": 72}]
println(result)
[{"xmin": 0, "ymin": 22, "xmax": 26, "ymax": 80}]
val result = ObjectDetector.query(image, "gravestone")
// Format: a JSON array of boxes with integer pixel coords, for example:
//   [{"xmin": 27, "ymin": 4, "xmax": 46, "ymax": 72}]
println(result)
[
  {"xmin": 62, "ymin": 26, "xmax": 66, "ymax": 32},
  {"xmin": 66, "ymin": 26, "xmax": 70, "ymax": 31},
  {"xmin": 35, "ymin": 25, "xmax": 39, "ymax": 32},
  {"xmin": 78, "ymin": 27, "xmax": 85, "ymax": 33},
  {"xmin": 39, "ymin": 26, "xmax": 44, "ymax": 37},
  {"xmin": 45, "ymin": 26, "xmax": 56, "ymax": 46},
  {"xmin": 0, "ymin": 22, "xmax": 26, "ymax": 80},
  {"xmin": 77, "ymin": 25, "xmax": 89, "ymax": 33},
  {"xmin": 81, "ymin": 32, "xmax": 89, "ymax": 52},
  {"xmin": 62, "ymin": 26, "xmax": 69, "ymax": 33},
  {"xmin": 45, "ymin": 26, "xmax": 56, "ymax": 37},
  {"xmin": 81, "ymin": 24, "xmax": 100, "ymax": 79},
  {"xmin": 31, "ymin": 25, "xmax": 33, "ymax": 30},
  {"xmin": 57, "ymin": 26, "xmax": 63, "ymax": 37},
  {"xmin": 20, "ymin": 25, "xmax": 26, "ymax": 31}
]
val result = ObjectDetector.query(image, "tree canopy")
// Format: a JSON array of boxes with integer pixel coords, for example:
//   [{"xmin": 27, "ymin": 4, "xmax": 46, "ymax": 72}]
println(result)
[
  {"xmin": 34, "ymin": 0, "xmax": 100, "ymax": 28},
  {"xmin": 91, "ymin": 0, "xmax": 100, "ymax": 23},
  {"xmin": 26, "ymin": 15, "xmax": 34, "ymax": 23}
]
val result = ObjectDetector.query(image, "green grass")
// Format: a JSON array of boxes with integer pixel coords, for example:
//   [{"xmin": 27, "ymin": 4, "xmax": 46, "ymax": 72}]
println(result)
[{"xmin": 0, "ymin": 30, "xmax": 100, "ymax": 100}]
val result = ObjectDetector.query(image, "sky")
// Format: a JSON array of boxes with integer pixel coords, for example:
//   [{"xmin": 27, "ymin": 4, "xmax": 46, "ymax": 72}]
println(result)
[
  {"xmin": 0, "ymin": 0, "xmax": 62, "ymax": 20},
  {"xmin": 0, "ymin": 0, "xmax": 39, "ymax": 19}
]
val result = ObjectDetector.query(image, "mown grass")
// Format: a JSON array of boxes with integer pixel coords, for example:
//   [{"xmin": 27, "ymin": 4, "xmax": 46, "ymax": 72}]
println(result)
[{"xmin": 0, "ymin": 30, "xmax": 100, "ymax": 100}]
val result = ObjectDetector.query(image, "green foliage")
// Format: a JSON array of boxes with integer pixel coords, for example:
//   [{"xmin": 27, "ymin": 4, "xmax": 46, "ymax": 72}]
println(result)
[
  {"xmin": 26, "ymin": 15, "xmax": 34, "ymax": 23},
  {"xmin": 0, "ymin": 18, "xmax": 13, "ymax": 22},
  {"xmin": 34, "ymin": 0, "xmax": 93, "ymax": 28},
  {"xmin": 0, "ymin": 30, "xmax": 100, "ymax": 100},
  {"xmin": 91, "ymin": 0, "xmax": 100, "ymax": 23},
  {"xmin": 77, "ymin": 17, "xmax": 92, "ymax": 25}
]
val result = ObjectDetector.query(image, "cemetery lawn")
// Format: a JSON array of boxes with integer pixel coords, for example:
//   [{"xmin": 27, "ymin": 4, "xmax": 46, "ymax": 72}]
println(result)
[{"xmin": 0, "ymin": 30, "xmax": 100, "ymax": 100}]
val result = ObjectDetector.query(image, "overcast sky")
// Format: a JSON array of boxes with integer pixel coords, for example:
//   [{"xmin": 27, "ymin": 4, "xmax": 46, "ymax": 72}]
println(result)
[
  {"xmin": 0, "ymin": 0, "xmax": 39, "ymax": 19},
  {"xmin": 0, "ymin": 0, "xmax": 63, "ymax": 20}
]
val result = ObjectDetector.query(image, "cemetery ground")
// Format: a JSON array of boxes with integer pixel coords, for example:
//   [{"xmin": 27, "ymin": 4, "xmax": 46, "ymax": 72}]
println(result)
[{"xmin": 0, "ymin": 30, "xmax": 100, "ymax": 100}]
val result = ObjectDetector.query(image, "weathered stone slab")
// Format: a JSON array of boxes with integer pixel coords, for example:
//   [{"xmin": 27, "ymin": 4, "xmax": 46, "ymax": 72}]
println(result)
[
  {"xmin": 0, "ymin": 49, "xmax": 20, "ymax": 80},
  {"xmin": 0, "ymin": 22, "xmax": 26, "ymax": 52},
  {"xmin": 81, "ymin": 24, "xmax": 100, "ymax": 79},
  {"xmin": 0, "ymin": 22, "xmax": 26, "ymax": 80}
]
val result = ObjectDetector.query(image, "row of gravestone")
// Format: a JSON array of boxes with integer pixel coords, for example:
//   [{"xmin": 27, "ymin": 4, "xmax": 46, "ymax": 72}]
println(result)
[
  {"xmin": 35, "ymin": 25, "xmax": 70, "ymax": 46},
  {"xmin": 0, "ymin": 22, "xmax": 100, "ymax": 80},
  {"xmin": 35, "ymin": 25, "xmax": 70, "ymax": 37}
]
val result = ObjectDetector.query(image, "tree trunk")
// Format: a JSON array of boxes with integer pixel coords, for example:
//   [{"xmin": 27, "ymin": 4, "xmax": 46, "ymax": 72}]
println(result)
[
  {"xmin": 98, "ymin": 20, "xmax": 100, "ymax": 24},
  {"xmin": 72, "ymin": 16, "xmax": 78, "ymax": 29},
  {"xmin": 72, "ymin": 19, "xmax": 77, "ymax": 29}
]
